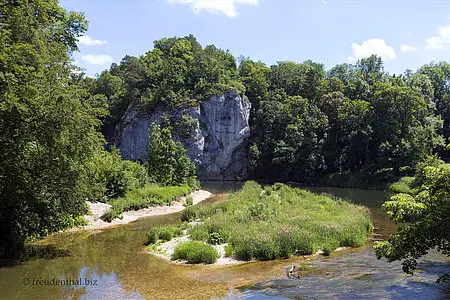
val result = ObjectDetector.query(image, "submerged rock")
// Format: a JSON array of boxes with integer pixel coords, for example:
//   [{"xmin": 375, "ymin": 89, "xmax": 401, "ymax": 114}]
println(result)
[{"xmin": 115, "ymin": 91, "xmax": 251, "ymax": 180}]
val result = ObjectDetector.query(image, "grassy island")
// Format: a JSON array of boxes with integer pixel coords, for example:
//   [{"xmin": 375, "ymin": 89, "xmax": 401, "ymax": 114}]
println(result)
[{"xmin": 148, "ymin": 181, "xmax": 373, "ymax": 263}]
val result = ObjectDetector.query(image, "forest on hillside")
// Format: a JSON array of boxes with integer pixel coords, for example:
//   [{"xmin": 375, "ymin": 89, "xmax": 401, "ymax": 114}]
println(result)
[
  {"xmin": 0, "ymin": 1, "xmax": 449, "ymax": 280},
  {"xmin": 94, "ymin": 34, "xmax": 449, "ymax": 184}
]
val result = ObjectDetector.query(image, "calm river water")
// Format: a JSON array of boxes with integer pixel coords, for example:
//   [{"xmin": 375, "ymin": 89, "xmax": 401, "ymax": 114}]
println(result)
[{"xmin": 0, "ymin": 182, "xmax": 448, "ymax": 299}]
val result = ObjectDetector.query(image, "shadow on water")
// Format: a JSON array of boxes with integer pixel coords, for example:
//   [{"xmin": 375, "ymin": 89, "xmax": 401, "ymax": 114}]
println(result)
[
  {"xmin": 0, "ymin": 182, "xmax": 448, "ymax": 299},
  {"xmin": 0, "ymin": 245, "xmax": 72, "ymax": 268}
]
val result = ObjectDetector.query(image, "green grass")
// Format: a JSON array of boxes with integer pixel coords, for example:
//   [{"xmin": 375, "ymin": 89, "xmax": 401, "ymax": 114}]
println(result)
[
  {"xmin": 101, "ymin": 184, "xmax": 193, "ymax": 222},
  {"xmin": 185, "ymin": 181, "xmax": 372, "ymax": 261},
  {"xmin": 171, "ymin": 241, "xmax": 218, "ymax": 264},
  {"xmin": 388, "ymin": 176, "xmax": 417, "ymax": 194},
  {"xmin": 146, "ymin": 224, "xmax": 186, "ymax": 245}
]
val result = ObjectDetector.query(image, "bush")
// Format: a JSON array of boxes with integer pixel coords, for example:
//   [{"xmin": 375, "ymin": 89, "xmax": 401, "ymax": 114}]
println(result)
[
  {"xmin": 101, "ymin": 209, "xmax": 123, "ymax": 222},
  {"xmin": 181, "ymin": 206, "xmax": 198, "ymax": 222},
  {"xmin": 158, "ymin": 227, "xmax": 174, "ymax": 241},
  {"xmin": 224, "ymin": 243, "xmax": 233, "ymax": 257},
  {"xmin": 172, "ymin": 241, "xmax": 218, "ymax": 264},
  {"xmin": 207, "ymin": 232, "xmax": 223, "ymax": 245},
  {"xmin": 87, "ymin": 148, "xmax": 149, "ymax": 202},
  {"xmin": 189, "ymin": 225, "xmax": 209, "ymax": 241},
  {"xmin": 183, "ymin": 196, "xmax": 193, "ymax": 207},
  {"xmin": 146, "ymin": 225, "xmax": 185, "ymax": 244},
  {"xmin": 147, "ymin": 228, "xmax": 159, "ymax": 245},
  {"xmin": 388, "ymin": 176, "xmax": 416, "ymax": 194},
  {"xmin": 74, "ymin": 216, "xmax": 89, "ymax": 227}
]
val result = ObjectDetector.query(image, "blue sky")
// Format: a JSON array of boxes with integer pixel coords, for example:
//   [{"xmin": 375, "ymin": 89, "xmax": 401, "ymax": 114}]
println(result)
[{"xmin": 61, "ymin": 0, "xmax": 450, "ymax": 77}]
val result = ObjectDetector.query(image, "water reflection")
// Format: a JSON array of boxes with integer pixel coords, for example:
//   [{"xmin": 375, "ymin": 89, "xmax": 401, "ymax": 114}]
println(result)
[{"xmin": 0, "ymin": 184, "xmax": 448, "ymax": 299}]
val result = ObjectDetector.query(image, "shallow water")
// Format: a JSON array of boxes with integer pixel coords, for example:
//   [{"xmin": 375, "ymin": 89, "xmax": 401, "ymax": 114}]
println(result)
[{"xmin": 0, "ymin": 182, "xmax": 448, "ymax": 299}]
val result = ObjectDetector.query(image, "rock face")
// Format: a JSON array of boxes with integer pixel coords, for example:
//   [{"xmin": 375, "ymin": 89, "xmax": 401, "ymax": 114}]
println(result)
[{"xmin": 115, "ymin": 91, "xmax": 251, "ymax": 180}]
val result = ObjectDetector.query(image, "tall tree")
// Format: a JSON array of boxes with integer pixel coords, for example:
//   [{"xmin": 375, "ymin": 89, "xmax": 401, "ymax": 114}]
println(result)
[
  {"xmin": 146, "ymin": 123, "xmax": 197, "ymax": 187},
  {"xmin": 0, "ymin": 0, "xmax": 105, "ymax": 256}
]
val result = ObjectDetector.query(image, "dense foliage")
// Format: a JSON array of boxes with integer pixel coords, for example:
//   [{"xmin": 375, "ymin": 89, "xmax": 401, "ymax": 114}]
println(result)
[
  {"xmin": 375, "ymin": 165, "xmax": 450, "ymax": 282},
  {"xmin": 87, "ymin": 148, "xmax": 149, "ymax": 201},
  {"xmin": 0, "ymin": 1, "xmax": 199, "ymax": 256},
  {"xmin": 184, "ymin": 182, "xmax": 372, "ymax": 260},
  {"xmin": 92, "ymin": 37, "xmax": 448, "ymax": 186},
  {"xmin": 146, "ymin": 122, "xmax": 198, "ymax": 187},
  {"xmin": 0, "ymin": 0, "xmax": 102, "ymax": 256},
  {"xmin": 98, "ymin": 35, "xmax": 244, "ymax": 139},
  {"xmin": 247, "ymin": 56, "xmax": 445, "ymax": 184}
]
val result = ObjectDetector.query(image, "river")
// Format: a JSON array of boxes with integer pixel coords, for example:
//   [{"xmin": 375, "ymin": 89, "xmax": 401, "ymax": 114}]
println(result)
[{"xmin": 0, "ymin": 182, "xmax": 448, "ymax": 299}]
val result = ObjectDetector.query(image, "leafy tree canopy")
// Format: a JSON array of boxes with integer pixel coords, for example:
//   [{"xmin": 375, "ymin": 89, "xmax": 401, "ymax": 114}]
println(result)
[{"xmin": 375, "ymin": 165, "xmax": 450, "ymax": 283}]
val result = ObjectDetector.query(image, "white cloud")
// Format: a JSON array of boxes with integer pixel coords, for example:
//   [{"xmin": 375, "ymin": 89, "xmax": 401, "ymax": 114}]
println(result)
[
  {"xmin": 167, "ymin": 0, "xmax": 259, "ymax": 17},
  {"xmin": 81, "ymin": 54, "xmax": 114, "ymax": 65},
  {"xmin": 426, "ymin": 25, "xmax": 450, "ymax": 49},
  {"xmin": 400, "ymin": 44, "xmax": 417, "ymax": 53},
  {"xmin": 347, "ymin": 38, "xmax": 396, "ymax": 62},
  {"xmin": 78, "ymin": 35, "xmax": 107, "ymax": 46},
  {"xmin": 320, "ymin": 0, "xmax": 328, "ymax": 4}
]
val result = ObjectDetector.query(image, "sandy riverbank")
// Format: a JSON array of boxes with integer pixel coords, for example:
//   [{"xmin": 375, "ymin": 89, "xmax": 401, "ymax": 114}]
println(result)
[{"xmin": 74, "ymin": 190, "xmax": 212, "ymax": 231}]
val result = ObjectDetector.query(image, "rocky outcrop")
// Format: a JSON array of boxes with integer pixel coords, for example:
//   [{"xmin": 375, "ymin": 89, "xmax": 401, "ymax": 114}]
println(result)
[{"xmin": 115, "ymin": 91, "xmax": 251, "ymax": 180}]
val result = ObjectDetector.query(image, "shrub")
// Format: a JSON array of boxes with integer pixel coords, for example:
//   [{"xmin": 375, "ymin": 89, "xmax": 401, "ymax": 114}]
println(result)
[
  {"xmin": 323, "ymin": 240, "xmax": 339, "ymax": 256},
  {"xmin": 189, "ymin": 225, "xmax": 209, "ymax": 241},
  {"xmin": 74, "ymin": 216, "xmax": 89, "ymax": 227},
  {"xmin": 183, "ymin": 196, "xmax": 193, "ymax": 207},
  {"xmin": 172, "ymin": 241, "xmax": 218, "ymax": 264},
  {"xmin": 224, "ymin": 243, "xmax": 233, "ymax": 257},
  {"xmin": 147, "ymin": 228, "xmax": 159, "ymax": 245},
  {"xmin": 207, "ymin": 232, "xmax": 223, "ymax": 245},
  {"xmin": 388, "ymin": 176, "xmax": 416, "ymax": 194},
  {"xmin": 101, "ymin": 209, "xmax": 122, "ymax": 222},
  {"xmin": 158, "ymin": 227, "xmax": 174, "ymax": 241},
  {"xmin": 87, "ymin": 148, "xmax": 149, "ymax": 202},
  {"xmin": 146, "ymin": 225, "xmax": 185, "ymax": 244},
  {"xmin": 181, "ymin": 206, "xmax": 198, "ymax": 222}
]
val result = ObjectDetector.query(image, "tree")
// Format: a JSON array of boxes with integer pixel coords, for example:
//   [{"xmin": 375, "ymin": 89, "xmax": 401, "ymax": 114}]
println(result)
[
  {"xmin": 371, "ymin": 83, "xmax": 444, "ymax": 174},
  {"xmin": 250, "ymin": 91, "xmax": 328, "ymax": 182},
  {"xmin": 146, "ymin": 123, "xmax": 197, "ymax": 187},
  {"xmin": 0, "ymin": 0, "xmax": 105, "ymax": 256},
  {"xmin": 238, "ymin": 58, "xmax": 269, "ymax": 112},
  {"xmin": 268, "ymin": 60, "xmax": 326, "ymax": 101},
  {"xmin": 337, "ymin": 99, "xmax": 373, "ymax": 171},
  {"xmin": 418, "ymin": 62, "xmax": 450, "ymax": 157},
  {"xmin": 375, "ymin": 165, "xmax": 450, "ymax": 283}
]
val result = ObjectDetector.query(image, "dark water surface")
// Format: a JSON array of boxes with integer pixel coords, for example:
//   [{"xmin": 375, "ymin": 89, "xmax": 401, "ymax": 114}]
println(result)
[{"xmin": 0, "ymin": 182, "xmax": 448, "ymax": 299}]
